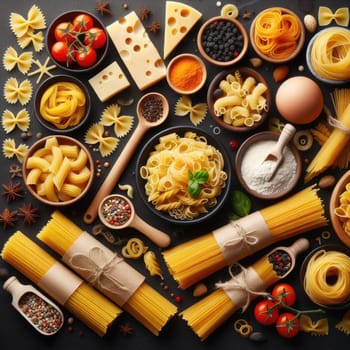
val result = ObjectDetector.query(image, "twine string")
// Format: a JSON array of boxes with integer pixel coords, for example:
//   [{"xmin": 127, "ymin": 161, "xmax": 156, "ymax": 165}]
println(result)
[
  {"xmin": 224, "ymin": 222, "xmax": 259, "ymax": 250},
  {"xmin": 325, "ymin": 105, "xmax": 350, "ymax": 135}
]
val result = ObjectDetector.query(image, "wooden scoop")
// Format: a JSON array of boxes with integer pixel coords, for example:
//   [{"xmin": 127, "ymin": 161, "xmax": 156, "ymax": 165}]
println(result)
[
  {"xmin": 84, "ymin": 92, "xmax": 169, "ymax": 224},
  {"xmin": 98, "ymin": 194, "xmax": 171, "ymax": 248},
  {"xmin": 262, "ymin": 123, "xmax": 296, "ymax": 181}
]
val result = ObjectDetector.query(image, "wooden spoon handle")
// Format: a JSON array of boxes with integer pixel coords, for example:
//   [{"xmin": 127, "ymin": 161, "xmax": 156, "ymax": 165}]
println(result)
[
  {"xmin": 131, "ymin": 214, "xmax": 171, "ymax": 248},
  {"xmin": 84, "ymin": 125, "xmax": 146, "ymax": 224}
]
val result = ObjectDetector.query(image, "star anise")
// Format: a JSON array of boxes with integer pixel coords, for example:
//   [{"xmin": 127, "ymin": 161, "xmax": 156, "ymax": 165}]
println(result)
[
  {"xmin": 18, "ymin": 203, "xmax": 40, "ymax": 225},
  {"xmin": 119, "ymin": 323, "xmax": 133, "ymax": 335},
  {"xmin": 148, "ymin": 21, "xmax": 161, "ymax": 34},
  {"xmin": 1, "ymin": 182, "xmax": 23, "ymax": 203},
  {"xmin": 9, "ymin": 164, "xmax": 23, "ymax": 178},
  {"xmin": 140, "ymin": 6, "xmax": 151, "ymax": 21},
  {"xmin": 0, "ymin": 208, "xmax": 17, "ymax": 229},
  {"xmin": 96, "ymin": 0, "xmax": 112, "ymax": 15},
  {"xmin": 242, "ymin": 11, "xmax": 254, "ymax": 20}
]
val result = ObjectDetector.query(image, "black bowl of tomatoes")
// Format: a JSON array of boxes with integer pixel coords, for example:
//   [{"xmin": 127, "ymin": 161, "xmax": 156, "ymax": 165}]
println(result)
[{"xmin": 46, "ymin": 10, "xmax": 109, "ymax": 73}]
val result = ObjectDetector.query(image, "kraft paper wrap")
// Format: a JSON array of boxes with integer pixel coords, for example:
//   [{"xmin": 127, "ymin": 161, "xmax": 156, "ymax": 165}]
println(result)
[
  {"xmin": 62, "ymin": 231, "xmax": 145, "ymax": 306},
  {"xmin": 213, "ymin": 211, "xmax": 272, "ymax": 264},
  {"xmin": 38, "ymin": 262, "xmax": 83, "ymax": 305},
  {"xmin": 216, "ymin": 265, "xmax": 267, "ymax": 312}
]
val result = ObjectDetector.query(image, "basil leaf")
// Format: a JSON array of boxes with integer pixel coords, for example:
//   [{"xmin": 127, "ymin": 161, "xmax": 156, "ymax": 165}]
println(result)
[
  {"xmin": 231, "ymin": 190, "xmax": 251, "ymax": 217},
  {"xmin": 188, "ymin": 170, "xmax": 208, "ymax": 198},
  {"xmin": 194, "ymin": 170, "xmax": 209, "ymax": 184},
  {"xmin": 188, "ymin": 180, "xmax": 200, "ymax": 198}
]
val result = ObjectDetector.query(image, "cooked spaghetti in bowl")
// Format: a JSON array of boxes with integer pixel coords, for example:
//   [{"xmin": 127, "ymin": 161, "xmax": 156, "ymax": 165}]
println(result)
[{"xmin": 136, "ymin": 126, "xmax": 231, "ymax": 224}]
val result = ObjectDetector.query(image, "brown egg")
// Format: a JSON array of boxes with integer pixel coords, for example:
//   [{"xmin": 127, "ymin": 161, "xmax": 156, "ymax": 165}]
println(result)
[{"xmin": 275, "ymin": 76, "xmax": 323, "ymax": 124}]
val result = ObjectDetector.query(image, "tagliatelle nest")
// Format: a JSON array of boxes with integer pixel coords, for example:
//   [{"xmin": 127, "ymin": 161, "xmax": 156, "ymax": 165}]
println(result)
[
  {"xmin": 2, "ymin": 47, "xmax": 33, "ymax": 74},
  {"xmin": 84, "ymin": 123, "xmax": 119, "ymax": 157},
  {"xmin": 2, "ymin": 138, "xmax": 28, "ymax": 163},
  {"xmin": 4, "ymin": 77, "xmax": 32, "ymax": 105},
  {"xmin": 99, "ymin": 104, "xmax": 134, "ymax": 138},
  {"xmin": 175, "ymin": 95, "xmax": 207, "ymax": 126},
  {"xmin": 2, "ymin": 108, "xmax": 30, "ymax": 133}
]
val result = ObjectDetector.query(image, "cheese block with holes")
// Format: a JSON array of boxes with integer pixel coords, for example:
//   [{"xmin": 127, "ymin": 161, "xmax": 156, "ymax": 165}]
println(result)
[
  {"xmin": 163, "ymin": 1, "xmax": 202, "ymax": 59},
  {"xmin": 107, "ymin": 11, "xmax": 166, "ymax": 90}
]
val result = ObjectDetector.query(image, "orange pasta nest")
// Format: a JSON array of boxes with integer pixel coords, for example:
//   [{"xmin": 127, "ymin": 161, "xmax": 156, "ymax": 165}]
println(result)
[{"xmin": 253, "ymin": 9, "xmax": 301, "ymax": 59}]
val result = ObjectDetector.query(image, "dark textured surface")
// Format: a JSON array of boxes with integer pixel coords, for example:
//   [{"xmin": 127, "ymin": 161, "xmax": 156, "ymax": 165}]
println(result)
[{"xmin": 0, "ymin": 1, "xmax": 350, "ymax": 349}]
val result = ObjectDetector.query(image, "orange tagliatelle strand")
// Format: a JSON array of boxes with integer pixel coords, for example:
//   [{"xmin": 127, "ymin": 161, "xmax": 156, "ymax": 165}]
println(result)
[{"xmin": 254, "ymin": 9, "xmax": 301, "ymax": 59}]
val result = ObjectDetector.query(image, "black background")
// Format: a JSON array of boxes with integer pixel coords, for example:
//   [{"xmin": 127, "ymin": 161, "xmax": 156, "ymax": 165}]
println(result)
[{"xmin": 0, "ymin": 0, "xmax": 350, "ymax": 349}]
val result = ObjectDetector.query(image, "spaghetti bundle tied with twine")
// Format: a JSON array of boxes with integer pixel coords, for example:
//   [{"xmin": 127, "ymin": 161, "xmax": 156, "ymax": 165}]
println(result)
[
  {"xmin": 163, "ymin": 185, "xmax": 327, "ymax": 289},
  {"xmin": 37, "ymin": 211, "xmax": 177, "ymax": 336},
  {"xmin": 181, "ymin": 238, "xmax": 309, "ymax": 340},
  {"xmin": 1, "ymin": 231, "xmax": 122, "ymax": 336}
]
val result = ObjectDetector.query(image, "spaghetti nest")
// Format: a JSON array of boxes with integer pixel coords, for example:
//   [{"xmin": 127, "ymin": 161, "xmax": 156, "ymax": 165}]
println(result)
[
  {"xmin": 303, "ymin": 249, "xmax": 350, "ymax": 306},
  {"xmin": 310, "ymin": 27, "xmax": 350, "ymax": 81},
  {"xmin": 253, "ymin": 9, "xmax": 301, "ymax": 60},
  {"xmin": 140, "ymin": 132, "xmax": 227, "ymax": 220}
]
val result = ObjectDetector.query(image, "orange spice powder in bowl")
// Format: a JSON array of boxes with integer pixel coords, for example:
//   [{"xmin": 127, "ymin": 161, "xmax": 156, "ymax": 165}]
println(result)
[{"xmin": 166, "ymin": 53, "xmax": 207, "ymax": 94}]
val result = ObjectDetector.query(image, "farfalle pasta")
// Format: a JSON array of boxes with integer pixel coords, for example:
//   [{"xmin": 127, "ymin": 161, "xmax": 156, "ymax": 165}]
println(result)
[
  {"xmin": 84, "ymin": 123, "xmax": 119, "ymax": 157},
  {"xmin": 2, "ymin": 138, "xmax": 28, "ymax": 163},
  {"xmin": 2, "ymin": 108, "xmax": 30, "ymax": 133},
  {"xmin": 2, "ymin": 47, "xmax": 33, "ymax": 74},
  {"xmin": 139, "ymin": 131, "xmax": 227, "ymax": 220},
  {"xmin": 100, "ymin": 104, "xmax": 134, "ymax": 137},
  {"xmin": 4, "ymin": 77, "xmax": 32, "ymax": 105},
  {"xmin": 175, "ymin": 96, "xmax": 207, "ymax": 126}
]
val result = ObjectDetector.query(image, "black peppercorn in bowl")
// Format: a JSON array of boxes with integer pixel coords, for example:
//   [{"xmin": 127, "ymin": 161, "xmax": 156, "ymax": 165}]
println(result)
[
  {"xmin": 207, "ymin": 67, "xmax": 271, "ymax": 133},
  {"xmin": 135, "ymin": 126, "xmax": 232, "ymax": 225},
  {"xmin": 197, "ymin": 16, "xmax": 248, "ymax": 66}
]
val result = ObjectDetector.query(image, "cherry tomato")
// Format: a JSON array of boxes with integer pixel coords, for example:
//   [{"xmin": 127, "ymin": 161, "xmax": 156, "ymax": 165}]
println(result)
[
  {"xmin": 272, "ymin": 283, "xmax": 296, "ymax": 306},
  {"xmin": 73, "ymin": 14, "xmax": 94, "ymax": 32},
  {"xmin": 76, "ymin": 47, "xmax": 97, "ymax": 67},
  {"xmin": 84, "ymin": 27, "xmax": 107, "ymax": 49},
  {"xmin": 51, "ymin": 41, "xmax": 70, "ymax": 63},
  {"xmin": 54, "ymin": 21, "xmax": 74, "ymax": 43},
  {"xmin": 275, "ymin": 312, "xmax": 299, "ymax": 338},
  {"xmin": 253, "ymin": 299, "xmax": 279, "ymax": 326}
]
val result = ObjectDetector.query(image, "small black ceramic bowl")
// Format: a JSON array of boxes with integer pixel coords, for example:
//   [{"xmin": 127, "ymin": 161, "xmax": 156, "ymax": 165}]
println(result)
[
  {"xmin": 34, "ymin": 75, "xmax": 91, "ymax": 133},
  {"xmin": 136, "ymin": 126, "xmax": 232, "ymax": 225},
  {"xmin": 46, "ymin": 10, "xmax": 109, "ymax": 73},
  {"xmin": 300, "ymin": 244, "xmax": 350, "ymax": 310}
]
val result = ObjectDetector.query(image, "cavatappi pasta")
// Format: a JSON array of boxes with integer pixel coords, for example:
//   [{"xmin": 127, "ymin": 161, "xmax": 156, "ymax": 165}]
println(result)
[
  {"xmin": 309, "ymin": 27, "xmax": 350, "ymax": 81},
  {"xmin": 253, "ymin": 8, "xmax": 301, "ymax": 60},
  {"xmin": 25, "ymin": 136, "xmax": 91, "ymax": 202},
  {"xmin": 213, "ymin": 71, "xmax": 268, "ymax": 127},
  {"xmin": 39, "ymin": 81, "xmax": 86, "ymax": 129},
  {"xmin": 139, "ymin": 131, "xmax": 227, "ymax": 220}
]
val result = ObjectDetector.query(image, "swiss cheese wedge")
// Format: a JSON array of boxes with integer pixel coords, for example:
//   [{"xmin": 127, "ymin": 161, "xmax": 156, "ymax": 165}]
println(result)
[{"xmin": 163, "ymin": 1, "xmax": 202, "ymax": 59}]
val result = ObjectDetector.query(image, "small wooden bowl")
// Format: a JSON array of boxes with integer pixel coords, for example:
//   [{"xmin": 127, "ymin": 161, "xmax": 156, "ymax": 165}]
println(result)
[
  {"xmin": 235, "ymin": 131, "xmax": 302, "ymax": 200},
  {"xmin": 197, "ymin": 16, "xmax": 248, "ymax": 66},
  {"xmin": 46, "ymin": 10, "xmax": 109, "ymax": 73},
  {"xmin": 330, "ymin": 170, "xmax": 350, "ymax": 248},
  {"xmin": 166, "ymin": 53, "xmax": 207, "ymax": 94},
  {"xmin": 23, "ymin": 135, "xmax": 94, "ymax": 206},
  {"xmin": 34, "ymin": 75, "xmax": 91, "ymax": 133},
  {"xmin": 207, "ymin": 67, "xmax": 271, "ymax": 133},
  {"xmin": 250, "ymin": 7, "xmax": 305, "ymax": 63}
]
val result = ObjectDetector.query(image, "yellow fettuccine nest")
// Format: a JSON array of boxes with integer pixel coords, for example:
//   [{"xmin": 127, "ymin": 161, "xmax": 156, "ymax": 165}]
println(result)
[{"xmin": 40, "ymin": 82, "xmax": 86, "ymax": 129}]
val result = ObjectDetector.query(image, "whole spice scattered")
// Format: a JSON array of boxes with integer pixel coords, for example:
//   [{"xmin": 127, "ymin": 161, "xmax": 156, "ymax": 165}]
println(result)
[
  {"xmin": 148, "ymin": 21, "xmax": 161, "ymax": 33},
  {"xmin": 101, "ymin": 196, "xmax": 132, "ymax": 227},
  {"xmin": 2, "ymin": 181, "xmax": 23, "ymax": 203},
  {"xmin": 0, "ymin": 208, "xmax": 17, "ymax": 229},
  {"xmin": 201, "ymin": 19, "xmax": 244, "ymax": 62},
  {"xmin": 168, "ymin": 56, "xmax": 204, "ymax": 93},
  {"xmin": 139, "ymin": 96, "xmax": 164, "ymax": 122},
  {"xmin": 140, "ymin": 6, "xmax": 151, "ymax": 21},
  {"xmin": 119, "ymin": 322, "xmax": 133, "ymax": 335},
  {"xmin": 9, "ymin": 164, "xmax": 23, "ymax": 178},
  {"xmin": 18, "ymin": 203, "xmax": 40, "ymax": 225},
  {"xmin": 96, "ymin": 0, "xmax": 112, "ymax": 15}
]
